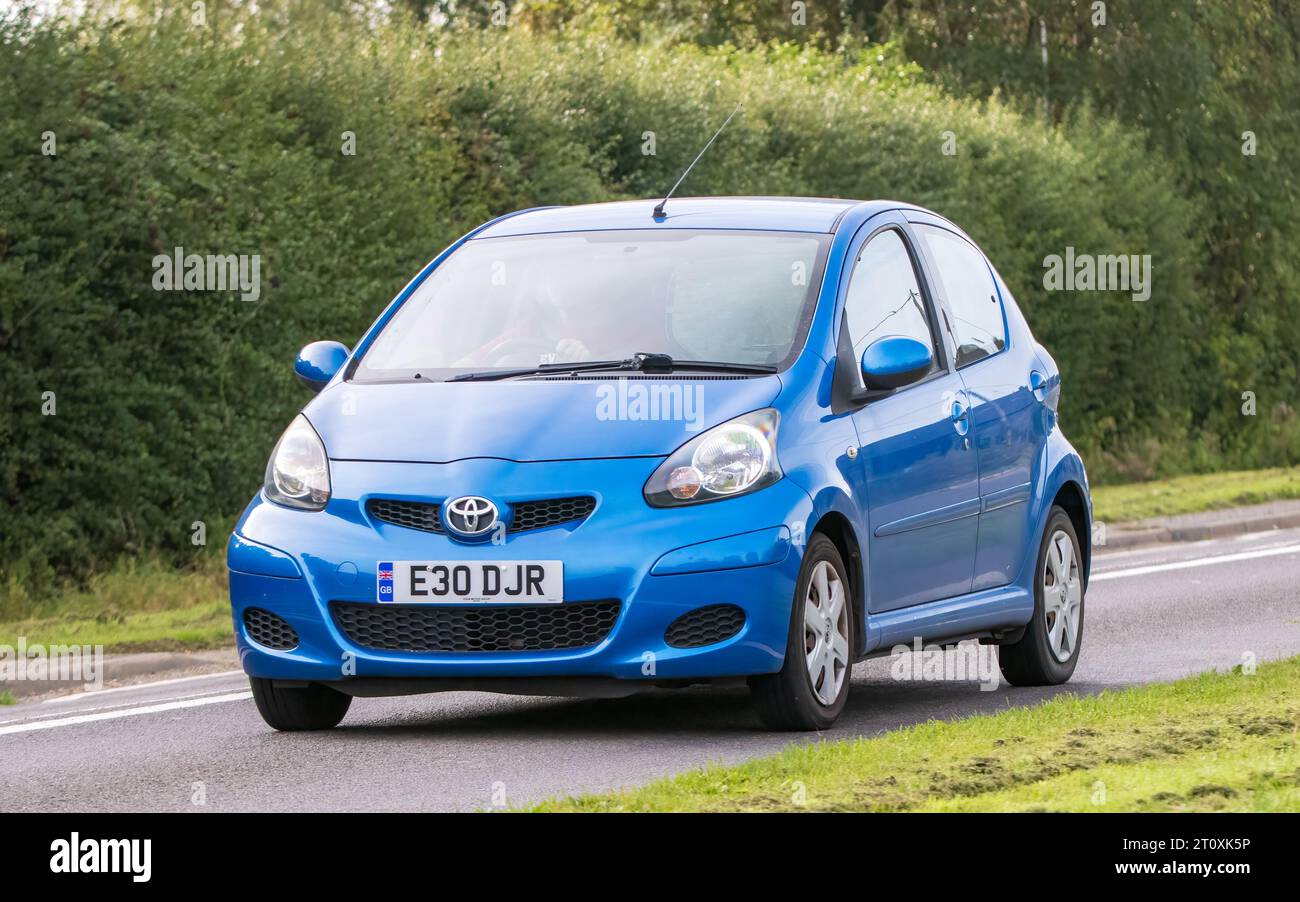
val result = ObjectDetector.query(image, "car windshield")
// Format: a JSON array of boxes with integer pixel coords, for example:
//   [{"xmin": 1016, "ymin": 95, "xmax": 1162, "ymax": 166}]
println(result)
[{"xmin": 352, "ymin": 229, "xmax": 830, "ymax": 382}]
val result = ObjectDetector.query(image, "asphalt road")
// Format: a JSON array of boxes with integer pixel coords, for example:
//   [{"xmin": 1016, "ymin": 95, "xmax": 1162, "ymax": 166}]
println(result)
[{"xmin": 3, "ymin": 528, "xmax": 1299, "ymax": 812}]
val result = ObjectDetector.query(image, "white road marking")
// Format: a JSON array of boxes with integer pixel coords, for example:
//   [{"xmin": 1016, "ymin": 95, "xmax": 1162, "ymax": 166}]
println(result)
[
  {"xmin": 2, "ymin": 688, "xmax": 249, "ymax": 726},
  {"xmin": 1095, "ymin": 530, "xmax": 1300, "ymax": 564},
  {"xmin": 42, "ymin": 669, "xmax": 245, "ymax": 703},
  {"xmin": 0, "ymin": 691, "xmax": 252, "ymax": 737},
  {"xmin": 1092, "ymin": 542, "xmax": 1300, "ymax": 582},
  {"xmin": 1092, "ymin": 527, "xmax": 1294, "ymax": 561}
]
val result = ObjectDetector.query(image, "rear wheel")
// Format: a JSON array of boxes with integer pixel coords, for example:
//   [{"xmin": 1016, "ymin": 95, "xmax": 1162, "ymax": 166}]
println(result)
[
  {"xmin": 249, "ymin": 677, "xmax": 352, "ymax": 731},
  {"xmin": 750, "ymin": 534, "xmax": 852, "ymax": 731},
  {"xmin": 999, "ymin": 506, "xmax": 1085, "ymax": 686}
]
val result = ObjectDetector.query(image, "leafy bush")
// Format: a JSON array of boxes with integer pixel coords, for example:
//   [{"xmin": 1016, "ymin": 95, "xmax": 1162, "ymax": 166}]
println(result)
[{"xmin": 882, "ymin": 0, "xmax": 1300, "ymax": 477}]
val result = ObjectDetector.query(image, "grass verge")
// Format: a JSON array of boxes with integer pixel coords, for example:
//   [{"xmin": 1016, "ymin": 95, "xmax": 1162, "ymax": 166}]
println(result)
[
  {"xmin": 0, "ymin": 554, "xmax": 232, "ymax": 653},
  {"xmin": 532, "ymin": 657, "xmax": 1300, "ymax": 812},
  {"xmin": 1091, "ymin": 465, "xmax": 1300, "ymax": 523}
]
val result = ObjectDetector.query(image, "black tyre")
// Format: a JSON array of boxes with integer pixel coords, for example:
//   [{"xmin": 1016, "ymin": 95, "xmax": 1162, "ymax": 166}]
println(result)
[
  {"xmin": 250, "ymin": 677, "xmax": 352, "ymax": 731},
  {"xmin": 999, "ymin": 506, "xmax": 1085, "ymax": 686},
  {"xmin": 750, "ymin": 533, "xmax": 853, "ymax": 730}
]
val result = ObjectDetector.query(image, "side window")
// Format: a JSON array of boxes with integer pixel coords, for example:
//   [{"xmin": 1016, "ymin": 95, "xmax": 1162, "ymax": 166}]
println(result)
[
  {"xmin": 915, "ymin": 224, "xmax": 1005, "ymax": 368},
  {"xmin": 843, "ymin": 229, "xmax": 939, "ymax": 387}
]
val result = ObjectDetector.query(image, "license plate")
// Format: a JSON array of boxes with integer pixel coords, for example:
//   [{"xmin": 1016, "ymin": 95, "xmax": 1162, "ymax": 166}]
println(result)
[{"xmin": 377, "ymin": 561, "xmax": 563, "ymax": 604}]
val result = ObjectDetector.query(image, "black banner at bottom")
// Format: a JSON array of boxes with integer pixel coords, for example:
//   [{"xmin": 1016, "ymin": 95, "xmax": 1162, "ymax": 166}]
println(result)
[{"xmin": 8, "ymin": 812, "xmax": 1288, "ymax": 888}]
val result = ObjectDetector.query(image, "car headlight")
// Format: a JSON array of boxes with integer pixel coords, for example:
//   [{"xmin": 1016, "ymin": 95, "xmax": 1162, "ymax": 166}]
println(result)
[
  {"xmin": 264, "ymin": 414, "xmax": 331, "ymax": 510},
  {"xmin": 644, "ymin": 409, "xmax": 781, "ymax": 507}
]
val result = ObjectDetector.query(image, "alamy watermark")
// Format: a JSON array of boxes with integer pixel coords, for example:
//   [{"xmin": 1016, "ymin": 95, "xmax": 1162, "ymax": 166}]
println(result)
[
  {"xmin": 1042, "ymin": 247, "xmax": 1151, "ymax": 302},
  {"xmin": 889, "ymin": 638, "xmax": 1000, "ymax": 691},
  {"xmin": 595, "ymin": 379, "xmax": 705, "ymax": 432},
  {"xmin": 152, "ymin": 246, "xmax": 262, "ymax": 302},
  {"xmin": 49, "ymin": 833, "xmax": 151, "ymax": 883},
  {"xmin": 0, "ymin": 638, "xmax": 105, "ymax": 690}
]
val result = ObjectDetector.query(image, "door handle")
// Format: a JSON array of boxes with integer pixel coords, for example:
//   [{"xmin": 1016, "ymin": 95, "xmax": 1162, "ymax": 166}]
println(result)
[
  {"xmin": 1029, "ymin": 370, "xmax": 1047, "ymax": 403},
  {"xmin": 950, "ymin": 398, "xmax": 970, "ymax": 437}
]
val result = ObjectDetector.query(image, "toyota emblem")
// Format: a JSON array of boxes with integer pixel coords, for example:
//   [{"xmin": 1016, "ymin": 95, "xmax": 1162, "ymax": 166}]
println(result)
[{"xmin": 443, "ymin": 495, "xmax": 499, "ymax": 537}]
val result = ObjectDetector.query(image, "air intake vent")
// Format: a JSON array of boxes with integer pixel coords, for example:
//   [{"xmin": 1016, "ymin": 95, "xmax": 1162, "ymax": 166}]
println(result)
[
  {"xmin": 511, "ymin": 496, "xmax": 596, "ymax": 532},
  {"xmin": 331, "ymin": 600, "xmax": 620, "ymax": 653},
  {"xmin": 664, "ymin": 604, "xmax": 746, "ymax": 649},
  {"xmin": 368, "ymin": 499, "xmax": 445, "ymax": 534},
  {"xmin": 367, "ymin": 496, "xmax": 595, "ymax": 535},
  {"xmin": 243, "ymin": 607, "xmax": 300, "ymax": 651}
]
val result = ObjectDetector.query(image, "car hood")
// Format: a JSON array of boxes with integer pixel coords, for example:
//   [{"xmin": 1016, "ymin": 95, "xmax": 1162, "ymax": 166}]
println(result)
[{"xmin": 304, "ymin": 376, "xmax": 783, "ymax": 462}]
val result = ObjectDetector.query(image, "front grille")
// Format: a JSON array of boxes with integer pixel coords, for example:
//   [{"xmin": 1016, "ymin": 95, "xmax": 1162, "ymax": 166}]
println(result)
[
  {"xmin": 366, "ymin": 496, "xmax": 595, "ymax": 535},
  {"xmin": 243, "ymin": 607, "xmax": 300, "ymax": 650},
  {"xmin": 368, "ymin": 498, "xmax": 445, "ymax": 534},
  {"xmin": 331, "ymin": 600, "xmax": 620, "ymax": 653},
  {"xmin": 511, "ymin": 496, "xmax": 596, "ymax": 532},
  {"xmin": 664, "ymin": 604, "xmax": 746, "ymax": 649}
]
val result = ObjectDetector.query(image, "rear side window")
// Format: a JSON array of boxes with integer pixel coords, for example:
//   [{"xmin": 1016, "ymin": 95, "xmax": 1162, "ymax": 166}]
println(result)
[
  {"xmin": 915, "ymin": 224, "xmax": 1005, "ymax": 368},
  {"xmin": 842, "ymin": 229, "xmax": 939, "ymax": 387}
]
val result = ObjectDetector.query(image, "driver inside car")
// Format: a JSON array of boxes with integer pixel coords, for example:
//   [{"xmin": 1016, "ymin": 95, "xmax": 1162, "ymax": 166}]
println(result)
[{"xmin": 457, "ymin": 266, "xmax": 672, "ymax": 367}]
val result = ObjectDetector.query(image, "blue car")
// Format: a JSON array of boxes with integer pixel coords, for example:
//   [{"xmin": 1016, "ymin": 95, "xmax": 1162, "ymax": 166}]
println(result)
[{"xmin": 229, "ymin": 197, "xmax": 1090, "ymax": 732}]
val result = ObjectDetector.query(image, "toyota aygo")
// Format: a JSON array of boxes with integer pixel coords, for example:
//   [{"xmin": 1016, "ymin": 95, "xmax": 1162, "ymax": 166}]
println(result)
[{"xmin": 229, "ymin": 196, "xmax": 1091, "ymax": 732}]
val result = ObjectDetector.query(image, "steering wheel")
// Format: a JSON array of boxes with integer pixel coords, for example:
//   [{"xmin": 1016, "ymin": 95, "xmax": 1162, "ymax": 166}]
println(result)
[{"xmin": 483, "ymin": 337, "xmax": 558, "ymax": 367}]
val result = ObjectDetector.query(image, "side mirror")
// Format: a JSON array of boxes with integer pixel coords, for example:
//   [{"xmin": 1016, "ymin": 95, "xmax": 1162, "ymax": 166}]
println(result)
[
  {"xmin": 860, "ymin": 336, "xmax": 933, "ymax": 392},
  {"xmin": 294, "ymin": 341, "xmax": 350, "ymax": 393}
]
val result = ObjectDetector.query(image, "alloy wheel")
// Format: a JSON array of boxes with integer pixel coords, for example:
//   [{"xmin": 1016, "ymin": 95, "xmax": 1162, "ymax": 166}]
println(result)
[
  {"xmin": 803, "ymin": 560, "xmax": 849, "ymax": 706},
  {"xmin": 1043, "ymin": 528, "xmax": 1082, "ymax": 662}
]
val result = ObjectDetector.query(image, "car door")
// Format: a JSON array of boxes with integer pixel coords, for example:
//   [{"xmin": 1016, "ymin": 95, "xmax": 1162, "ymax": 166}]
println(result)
[
  {"xmin": 841, "ymin": 220, "xmax": 980, "ymax": 612},
  {"xmin": 911, "ymin": 220, "xmax": 1044, "ymax": 591}
]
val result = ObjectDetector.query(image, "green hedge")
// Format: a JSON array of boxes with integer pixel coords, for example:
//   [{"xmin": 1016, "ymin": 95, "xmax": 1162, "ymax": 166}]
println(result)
[
  {"xmin": 0, "ymin": 4, "xmax": 1271, "ymax": 603},
  {"xmin": 883, "ymin": 0, "xmax": 1300, "ymax": 479}
]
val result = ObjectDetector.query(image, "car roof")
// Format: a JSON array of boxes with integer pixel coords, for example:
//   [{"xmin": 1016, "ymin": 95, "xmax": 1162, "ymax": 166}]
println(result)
[{"xmin": 473, "ymin": 197, "xmax": 913, "ymax": 238}]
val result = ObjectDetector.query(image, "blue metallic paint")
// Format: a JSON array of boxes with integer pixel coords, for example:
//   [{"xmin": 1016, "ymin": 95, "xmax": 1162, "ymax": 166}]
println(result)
[
  {"xmin": 474, "ymin": 196, "xmax": 857, "ymax": 238},
  {"xmin": 228, "ymin": 533, "xmax": 302, "ymax": 579},
  {"xmin": 293, "ymin": 341, "xmax": 350, "ymax": 393},
  {"xmin": 650, "ymin": 526, "xmax": 793, "ymax": 576},
  {"xmin": 309, "ymin": 376, "xmax": 783, "ymax": 463},
  {"xmin": 231, "ymin": 196, "xmax": 1090, "ymax": 692},
  {"xmin": 860, "ymin": 336, "xmax": 934, "ymax": 387}
]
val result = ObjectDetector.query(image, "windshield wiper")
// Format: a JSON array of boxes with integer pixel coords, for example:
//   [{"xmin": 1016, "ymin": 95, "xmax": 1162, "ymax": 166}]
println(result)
[{"xmin": 445, "ymin": 352, "xmax": 777, "ymax": 382}]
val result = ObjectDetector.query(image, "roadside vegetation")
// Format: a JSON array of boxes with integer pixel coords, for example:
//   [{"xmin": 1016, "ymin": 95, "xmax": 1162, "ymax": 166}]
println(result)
[
  {"xmin": 533, "ymin": 656, "xmax": 1300, "ymax": 812},
  {"xmin": 1091, "ymin": 466, "xmax": 1300, "ymax": 524},
  {"xmin": 0, "ymin": 553, "xmax": 230, "ymax": 652}
]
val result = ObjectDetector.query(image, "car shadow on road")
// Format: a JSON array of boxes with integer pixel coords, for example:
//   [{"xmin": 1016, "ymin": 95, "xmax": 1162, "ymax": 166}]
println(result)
[{"xmin": 334, "ymin": 667, "xmax": 1109, "ymax": 743}]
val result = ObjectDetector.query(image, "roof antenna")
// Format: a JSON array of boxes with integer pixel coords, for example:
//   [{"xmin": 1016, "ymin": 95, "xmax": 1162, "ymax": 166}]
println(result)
[{"xmin": 652, "ymin": 102, "xmax": 743, "ymax": 220}]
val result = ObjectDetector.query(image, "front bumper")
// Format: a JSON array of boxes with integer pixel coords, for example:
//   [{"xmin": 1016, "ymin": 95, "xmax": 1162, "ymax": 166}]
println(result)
[{"xmin": 229, "ymin": 456, "xmax": 811, "ymax": 685}]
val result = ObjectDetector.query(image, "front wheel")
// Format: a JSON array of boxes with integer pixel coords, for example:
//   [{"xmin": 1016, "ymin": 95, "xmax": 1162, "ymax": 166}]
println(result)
[
  {"xmin": 250, "ymin": 677, "xmax": 352, "ymax": 731},
  {"xmin": 999, "ymin": 506, "xmax": 1085, "ymax": 686},
  {"xmin": 750, "ymin": 534, "xmax": 853, "ymax": 731}
]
